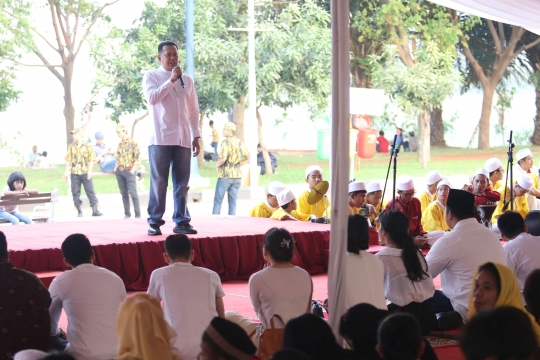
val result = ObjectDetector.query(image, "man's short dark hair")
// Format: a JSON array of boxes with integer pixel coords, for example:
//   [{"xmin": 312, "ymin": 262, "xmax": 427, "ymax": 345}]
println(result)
[
  {"xmin": 209, "ymin": 120, "xmax": 214, "ymax": 126},
  {"xmin": 158, "ymin": 40, "xmax": 178, "ymax": 54},
  {"xmin": 498, "ymin": 211, "xmax": 526, "ymax": 239},
  {"xmin": 379, "ymin": 131, "xmax": 384, "ymax": 136},
  {"xmin": 61, "ymin": 234, "xmax": 93, "ymax": 267},
  {"xmin": 164, "ymin": 234, "xmax": 192, "ymax": 260},
  {"xmin": 0, "ymin": 231, "xmax": 7, "ymax": 261}
]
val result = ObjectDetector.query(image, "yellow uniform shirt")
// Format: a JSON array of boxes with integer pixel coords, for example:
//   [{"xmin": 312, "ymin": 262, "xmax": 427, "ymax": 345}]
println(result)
[
  {"xmin": 422, "ymin": 200, "xmax": 450, "ymax": 232},
  {"xmin": 492, "ymin": 186, "xmax": 530, "ymax": 223},
  {"xmin": 65, "ymin": 142, "xmax": 96, "ymax": 175},
  {"xmin": 349, "ymin": 207, "xmax": 360, "ymax": 215},
  {"xmin": 218, "ymin": 136, "xmax": 249, "ymax": 179},
  {"xmin": 249, "ymin": 201, "xmax": 275, "ymax": 218},
  {"xmin": 369, "ymin": 200, "xmax": 388, "ymax": 229},
  {"xmin": 297, "ymin": 189, "xmax": 331, "ymax": 219},
  {"xmin": 419, "ymin": 190, "xmax": 437, "ymax": 214},
  {"xmin": 211, "ymin": 127, "xmax": 219, "ymax": 142},
  {"xmin": 492, "ymin": 180, "xmax": 504, "ymax": 193},
  {"xmin": 270, "ymin": 208, "xmax": 309, "ymax": 221}
]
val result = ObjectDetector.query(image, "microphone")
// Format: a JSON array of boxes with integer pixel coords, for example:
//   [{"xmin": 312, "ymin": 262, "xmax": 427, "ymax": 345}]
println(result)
[{"xmin": 174, "ymin": 64, "xmax": 185, "ymax": 88}]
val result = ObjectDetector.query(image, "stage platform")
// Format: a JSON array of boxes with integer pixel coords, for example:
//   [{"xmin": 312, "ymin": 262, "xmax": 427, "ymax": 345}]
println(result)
[{"xmin": 4, "ymin": 216, "xmax": 332, "ymax": 291}]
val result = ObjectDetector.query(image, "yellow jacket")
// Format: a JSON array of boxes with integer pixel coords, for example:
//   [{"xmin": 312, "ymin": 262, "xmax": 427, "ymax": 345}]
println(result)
[
  {"xmin": 248, "ymin": 201, "xmax": 275, "ymax": 218},
  {"xmin": 297, "ymin": 189, "xmax": 331, "ymax": 219},
  {"xmin": 422, "ymin": 200, "xmax": 450, "ymax": 232},
  {"xmin": 270, "ymin": 208, "xmax": 310, "ymax": 221},
  {"xmin": 492, "ymin": 186, "xmax": 529, "ymax": 223},
  {"xmin": 419, "ymin": 190, "xmax": 437, "ymax": 214}
]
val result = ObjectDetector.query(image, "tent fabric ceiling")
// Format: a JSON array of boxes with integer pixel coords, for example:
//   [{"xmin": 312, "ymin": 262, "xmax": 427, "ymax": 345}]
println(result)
[{"xmin": 428, "ymin": 0, "xmax": 540, "ymax": 35}]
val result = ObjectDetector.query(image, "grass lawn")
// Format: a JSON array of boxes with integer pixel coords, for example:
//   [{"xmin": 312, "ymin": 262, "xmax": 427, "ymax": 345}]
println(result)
[{"xmin": 1, "ymin": 145, "xmax": 537, "ymax": 194}]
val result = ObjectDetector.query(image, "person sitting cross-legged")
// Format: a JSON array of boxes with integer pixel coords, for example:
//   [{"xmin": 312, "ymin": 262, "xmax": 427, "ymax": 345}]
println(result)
[
  {"xmin": 49, "ymin": 234, "xmax": 127, "ymax": 360},
  {"xmin": 147, "ymin": 234, "xmax": 225, "ymax": 360}
]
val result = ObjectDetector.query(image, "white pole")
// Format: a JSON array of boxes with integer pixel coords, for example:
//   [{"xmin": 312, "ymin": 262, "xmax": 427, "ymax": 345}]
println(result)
[{"xmin": 247, "ymin": 0, "xmax": 258, "ymax": 193}]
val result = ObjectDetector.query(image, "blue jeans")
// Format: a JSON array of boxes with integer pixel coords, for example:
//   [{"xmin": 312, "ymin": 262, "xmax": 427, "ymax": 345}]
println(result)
[
  {"xmin": 147, "ymin": 145, "xmax": 191, "ymax": 226},
  {"xmin": 0, "ymin": 211, "xmax": 32, "ymax": 224},
  {"xmin": 430, "ymin": 290, "xmax": 455, "ymax": 314},
  {"xmin": 213, "ymin": 178, "xmax": 241, "ymax": 215},
  {"xmin": 100, "ymin": 158, "xmax": 117, "ymax": 173}
]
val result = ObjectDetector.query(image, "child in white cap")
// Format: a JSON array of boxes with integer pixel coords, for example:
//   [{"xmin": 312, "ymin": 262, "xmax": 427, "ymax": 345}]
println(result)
[
  {"xmin": 419, "ymin": 170, "xmax": 443, "ymax": 213},
  {"xmin": 492, "ymin": 175, "xmax": 532, "ymax": 224},
  {"xmin": 366, "ymin": 181, "xmax": 385, "ymax": 228},
  {"xmin": 513, "ymin": 148, "xmax": 540, "ymax": 211},
  {"xmin": 485, "ymin": 158, "xmax": 505, "ymax": 192},
  {"xmin": 248, "ymin": 181, "xmax": 286, "ymax": 218},
  {"xmin": 463, "ymin": 168, "xmax": 501, "ymax": 208},
  {"xmin": 296, "ymin": 165, "xmax": 331, "ymax": 219},
  {"xmin": 271, "ymin": 189, "xmax": 309, "ymax": 221},
  {"xmin": 422, "ymin": 180, "xmax": 452, "ymax": 232},
  {"xmin": 348, "ymin": 181, "xmax": 376, "ymax": 217}
]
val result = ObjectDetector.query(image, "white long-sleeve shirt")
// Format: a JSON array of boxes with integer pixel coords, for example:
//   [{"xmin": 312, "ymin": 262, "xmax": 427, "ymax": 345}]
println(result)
[
  {"xmin": 345, "ymin": 251, "xmax": 387, "ymax": 310},
  {"xmin": 49, "ymin": 264, "xmax": 127, "ymax": 360},
  {"xmin": 143, "ymin": 66, "xmax": 201, "ymax": 146},
  {"xmin": 503, "ymin": 232, "xmax": 540, "ymax": 291},
  {"xmin": 426, "ymin": 218, "xmax": 506, "ymax": 321}
]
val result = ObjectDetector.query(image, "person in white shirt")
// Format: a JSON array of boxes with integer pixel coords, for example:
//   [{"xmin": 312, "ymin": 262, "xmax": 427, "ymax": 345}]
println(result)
[
  {"xmin": 498, "ymin": 211, "xmax": 540, "ymax": 291},
  {"xmin": 426, "ymin": 189, "xmax": 506, "ymax": 321},
  {"xmin": 345, "ymin": 214, "xmax": 386, "ymax": 310},
  {"xmin": 377, "ymin": 210, "xmax": 436, "ymax": 335},
  {"xmin": 49, "ymin": 234, "xmax": 127, "ymax": 360},
  {"xmin": 147, "ymin": 234, "xmax": 225, "ymax": 360},
  {"xmin": 143, "ymin": 40, "xmax": 201, "ymax": 236}
]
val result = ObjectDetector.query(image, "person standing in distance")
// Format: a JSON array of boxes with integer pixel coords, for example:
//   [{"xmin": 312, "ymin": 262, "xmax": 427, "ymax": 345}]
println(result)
[
  {"xmin": 143, "ymin": 40, "xmax": 201, "ymax": 236},
  {"xmin": 114, "ymin": 124, "xmax": 141, "ymax": 219}
]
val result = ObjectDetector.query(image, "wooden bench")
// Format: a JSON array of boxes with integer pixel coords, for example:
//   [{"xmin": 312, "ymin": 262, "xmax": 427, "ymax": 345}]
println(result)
[{"xmin": 0, "ymin": 189, "xmax": 59, "ymax": 224}]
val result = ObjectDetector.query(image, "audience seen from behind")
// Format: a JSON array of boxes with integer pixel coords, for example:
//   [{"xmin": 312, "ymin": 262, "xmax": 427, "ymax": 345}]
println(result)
[
  {"xmin": 460, "ymin": 307, "xmax": 540, "ymax": 360},
  {"xmin": 49, "ymin": 233, "xmax": 127, "ymax": 360},
  {"xmin": 0, "ymin": 231, "xmax": 52, "ymax": 359},
  {"xmin": 376, "ymin": 210, "xmax": 436, "ymax": 335},
  {"xmin": 226, "ymin": 228, "xmax": 312, "ymax": 350},
  {"xmin": 498, "ymin": 211, "xmax": 540, "ymax": 291},
  {"xmin": 345, "ymin": 214, "xmax": 386, "ymax": 310},
  {"xmin": 283, "ymin": 313, "xmax": 355, "ymax": 360},
  {"xmin": 116, "ymin": 293, "xmax": 180, "ymax": 360},
  {"xmin": 199, "ymin": 316, "xmax": 257, "ymax": 360},
  {"xmin": 147, "ymin": 234, "xmax": 225, "ymax": 360},
  {"xmin": 524, "ymin": 269, "xmax": 540, "ymax": 322},
  {"xmin": 426, "ymin": 189, "xmax": 506, "ymax": 321},
  {"xmin": 468, "ymin": 262, "xmax": 540, "ymax": 342},
  {"xmin": 270, "ymin": 348, "xmax": 311, "ymax": 360},
  {"xmin": 376, "ymin": 313, "xmax": 425, "ymax": 360}
]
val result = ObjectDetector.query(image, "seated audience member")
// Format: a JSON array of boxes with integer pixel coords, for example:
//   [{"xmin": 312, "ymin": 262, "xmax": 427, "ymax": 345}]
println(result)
[
  {"xmin": 49, "ymin": 233, "xmax": 127, "ymax": 360},
  {"xmin": 0, "ymin": 231, "xmax": 52, "ymax": 358},
  {"xmin": 377, "ymin": 211, "xmax": 436, "ymax": 335},
  {"xmin": 376, "ymin": 131, "xmax": 389, "ymax": 153},
  {"xmin": 297, "ymin": 165, "xmax": 331, "ymax": 219},
  {"xmin": 249, "ymin": 181, "xmax": 286, "ymax": 218},
  {"xmin": 513, "ymin": 148, "xmax": 540, "ymax": 211},
  {"xmin": 384, "ymin": 175, "xmax": 428, "ymax": 245},
  {"xmin": 93, "ymin": 131, "xmax": 117, "ymax": 173},
  {"xmin": 199, "ymin": 317, "xmax": 257, "ymax": 360},
  {"xmin": 419, "ymin": 170, "xmax": 442, "ymax": 213},
  {"xmin": 348, "ymin": 181, "xmax": 376, "ymax": 217},
  {"xmin": 33, "ymin": 151, "xmax": 51, "ymax": 169},
  {"xmin": 226, "ymin": 228, "xmax": 312, "ymax": 349},
  {"xmin": 460, "ymin": 307, "xmax": 539, "ymax": 360},
  {"xmin": 468, "ymin": 262, "xmax": 540, "ymax": 342},
  {"xmin": 345, "ymin": 215, "xmax": 386, "ymax": 310},
  {"xmin": 283, "ymin": 314, "xmax": 355, "ymax": 360},
  {"xmin": 492, "ymin": 175, "xmax": 532, "ymax": 225},
  {"xmin": 376, "ymin": 313, "xmax": 425, "ymax": 360},
  {"xmin": 426, "ymin": 189, "xmax": 506, "ymax": 321},
  {"xmin": 27, "ymin": 145, "xmax": 39, "ymax": 168},
  {"xmin": 270, "ymin": 189, "xmax": 309, "ymax": 221},
  {"xmin": 366, "ymin": 181, "xmax": 384, "ymax": 227},
  {"xmin": 464, "ymin": 168, "xmax": 501, "ymax": 223},
  {"xmin": 525, "ymin": 210, "xmax": 540, "ymax": 236},
  {"xmin": 257, "ymin": 143, "xmax": 279, "ymax": 175},
  {"xmin": 270, "ymin": 348, "xmax": 310, "ymax": 360},
  {"xmin": 116, "ymin": 293, "xmax": 181, "ymax": 360},
  {"xmin": 422, "ymin": 180, "xmax": 452, "ymax": 232},
  {"xmin": 0, "ymin": 171, "xmax": 38, "ymax": 225},
  {"xmin": 524, "ymin": 269, "xmax": 540, "ymax": 322},
  {"xmin": 147, "ymin": 234, "xmax": 225, "ymax": 360},
  {"xmin": 485, "ymin": 158, "xmax": 505, "ymax": 192},
  {"xmin": 497, "ymin": 212, "xmax": 540, "ymax": 291}
]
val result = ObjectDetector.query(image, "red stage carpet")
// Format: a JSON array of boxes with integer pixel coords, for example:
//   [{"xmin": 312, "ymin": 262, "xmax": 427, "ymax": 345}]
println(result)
[{"xmin": 4, "ymin": 216, "xmax": 330, "ymax": 290}]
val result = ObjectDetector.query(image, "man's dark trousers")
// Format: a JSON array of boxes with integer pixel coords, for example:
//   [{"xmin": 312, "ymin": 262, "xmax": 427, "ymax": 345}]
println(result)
[
  {"xmin": 70, "ymin": 173, "xmax": 98, "ymax": 207},
  {"xmin": 115, "ymin": 169, "xmax": 141, "ymax": 217}
]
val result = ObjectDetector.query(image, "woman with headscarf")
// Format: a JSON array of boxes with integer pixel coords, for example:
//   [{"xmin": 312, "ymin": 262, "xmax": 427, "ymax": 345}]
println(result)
[
  {"xmin": 469, "ymin": 262, "xmax": 540, "ymax": 343},
  {"xmin": 116, "ymin": 293, "xmax": 181, "ymax": 360}
]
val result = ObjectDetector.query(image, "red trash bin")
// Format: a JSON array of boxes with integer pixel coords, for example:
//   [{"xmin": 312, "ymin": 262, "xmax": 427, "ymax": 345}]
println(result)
[{"xmin": 357, "ymin": 128, "xmax": 378, "ymax": 158}]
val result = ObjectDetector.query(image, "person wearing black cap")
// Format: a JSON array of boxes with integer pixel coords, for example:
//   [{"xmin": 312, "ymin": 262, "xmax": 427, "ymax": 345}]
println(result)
[
  {"xmin": 426, "ymin": 189, "xmax": 506, "ymax": 322},
  {"xmin": 199, "ymin": 317, "xmax": 257, "ymax": 360}
]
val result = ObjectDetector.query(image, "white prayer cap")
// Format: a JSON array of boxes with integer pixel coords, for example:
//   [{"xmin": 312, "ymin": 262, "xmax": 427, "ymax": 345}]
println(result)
[
  {"xmin": 516, "ymin": 148, "xmax": 533, "ymax": 161},
  {"xmin": 485, "ymin": 158, "xmax": 503, "ymax": 173},
  {"xmin": 397, "ymin": 175, "xmax": 414, "ymax": 191},
  {"xmin": 268, "ymin": 181, "xmax": 286, "ymax": 196},
  {"xmin": 305, "ymin": 165, "xmax": 323, "ymax": 179},
  {"xmin": 348, "ymin": 181, "xmax": 366, "ymax": 193},
  {"xmin": 426, "ymin": 170, "xmax": 442, "ymax": 185},
  {"xmin": 437, "ymin": 180, "xmax": 452, "ymax": 190},
  {"xmin": 366, "ymin": 181, "xmax": 382, "ymax": 193},
  {"xmin": 517, "ymin": 175, "xmax": 534, "ymax": 191},
  {"xmin": 14, "ymin": 350, "xmax": 47, "ymax": 360},
  {"xmin": 277, "ymin": 189, "xmax": 296, "ymax": 206},
  {"xmin": 473, "ymin": 168, "xmax": 489, "ymax": 178}
]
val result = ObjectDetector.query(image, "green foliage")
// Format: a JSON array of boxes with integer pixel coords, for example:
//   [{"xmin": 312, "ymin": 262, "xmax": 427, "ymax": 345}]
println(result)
[
  {"xmin": 372, "ymin": 104, "xmax": 417, "ymax": 133},
  {"xmin": 514, "ymin": 129, "xmax": 534, "ymax": 146}
]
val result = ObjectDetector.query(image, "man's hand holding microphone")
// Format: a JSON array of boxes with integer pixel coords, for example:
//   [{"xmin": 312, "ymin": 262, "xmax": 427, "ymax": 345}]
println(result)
[{"xmin": 170, "ymin": 64, "xmax": 185, "ymax": 88}]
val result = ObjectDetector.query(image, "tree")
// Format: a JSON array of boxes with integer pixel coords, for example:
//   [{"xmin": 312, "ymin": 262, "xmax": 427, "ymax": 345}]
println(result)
[
  {"xmin": 494, "ymin": 86, "xmax": 516, "ymax": 145},
  {"xmin": 521, "ymin": 32, "xmax": 540, "ymax": 145},
  {"xmin": 1, "ymin": 0, "xmax": 120, "ymax": 148}
]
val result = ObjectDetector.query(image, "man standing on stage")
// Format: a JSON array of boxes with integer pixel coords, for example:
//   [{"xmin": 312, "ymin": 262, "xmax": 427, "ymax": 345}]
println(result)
[
  {"xmin": 143, "ymin": 40, "xmax": 201, "ymax": 236},
  {"xmin": 114, "ymin": 124, "xmax": 141, "ymax": 219}
]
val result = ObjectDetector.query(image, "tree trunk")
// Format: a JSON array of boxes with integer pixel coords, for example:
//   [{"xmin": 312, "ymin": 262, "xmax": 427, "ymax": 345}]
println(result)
[
  {"xmin": 417, "ymin": 110, "xmax": 430, "ymax": 169},
  {"xmin": 532, "ymin": 87, "xmax": 540, "ymax": 145},
  {"xmin": 430, "ymin": 107, "xmax": 445, "ymax": 146},
  {"xmin": 478, "ymin": 84, "xmax": 496, "ymax": 150},
  {"xmin": 233, "ymin": 97, "xmax": 246, "ymax": 142},
  {"xmin": 130, "ymin": 112, "xmax": 148, "ymax": 139},
  {"xmin": 63, "ymin": 67, "xmax": 76, "ymax": 148},
  {"xmin": 256, "ymin": 107, "xmax": 273, "ymax": 175},
  {"xmin": 198, "ymin": 111, "xmax": 206, "ymax": 167}
]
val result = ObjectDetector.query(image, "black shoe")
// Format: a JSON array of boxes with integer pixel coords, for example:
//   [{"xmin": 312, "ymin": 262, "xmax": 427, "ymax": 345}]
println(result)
[
  {"xmin": 76, "ymin": 206, "xmax": 83, "ymax": 217},
  {"xmin": 124, "ymin": 215, "xmax": 131, "ymax": 219},
  {"xmin": 148, "ymin": 224, "xmax": 162, "ymax": 236},
  {"xmin": 135, "ymin": 214, "xmax": 141, "ymax": 218},
  {"xmin": 91, "ymin": 205, "xmax": 103, "ymax": 217},
  {"xmin": 173, "ymin": 223, "xmax": 198, "ymax": 234}
]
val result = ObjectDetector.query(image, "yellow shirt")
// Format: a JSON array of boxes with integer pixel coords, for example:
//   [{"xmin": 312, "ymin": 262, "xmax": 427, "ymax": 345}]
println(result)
[
  {"xmin": 369, "ymin": 200, "xmax": 388, "ymax": 229},
  {"xmin": 297, "ymin": 189, "xmax": 331, "ymax": 219},
  {"xmin": 492, "ymin": 186, "xmax": 529, "ymax": 223},
  {"xmin": 65, "ymin": 142, "xmax": 96, "ymax": 175},
  {"xmin": 270, "ymin": 208, "xmax": 309, "ymax": 221},
  {"xmin": 492, "ymin": 180, "xmax": 504, "ymax": 193},
  {"xmin": 249, "ymin": 201, "xmax": 275, "ymax": 218},
  {"xmin": 349, "ymin": 207, "xmax": 360, "ymax": 215},
  {"xmin": 211, "ymin": 127, "xmax": 219, "ymax": 142},
  {"xmin": 422, "ymin": 200, "xmax": 450, "ymax": 232},
  {"xmin": 419, "ymin": 190, "xmax": 437, "ymax": 214},
  {"xmin": 218, "ymin": 136, "xmax": 249, "ymax": 178}
]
